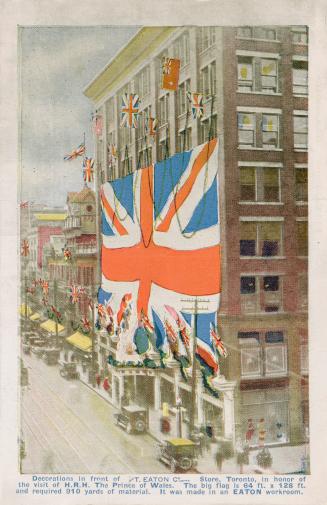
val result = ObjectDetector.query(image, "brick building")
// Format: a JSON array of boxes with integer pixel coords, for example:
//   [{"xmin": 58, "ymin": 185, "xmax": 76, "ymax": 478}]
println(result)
[{"xmin": 84, "ymin": 26, "xmax": 308, "ymax": 446}]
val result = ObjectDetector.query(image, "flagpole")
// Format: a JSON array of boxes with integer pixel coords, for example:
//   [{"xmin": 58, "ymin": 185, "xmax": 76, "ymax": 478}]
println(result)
[
  {"xmin": 90, "ymin": 286, "xmax": 96, "ymax": 388},
  {"xmin": 54, "ymin": 278, "xmax": 59, "ymax": 348},
  {"xmin": 190, "ymin": 297, "xmax": 198, "ymax": 438}
]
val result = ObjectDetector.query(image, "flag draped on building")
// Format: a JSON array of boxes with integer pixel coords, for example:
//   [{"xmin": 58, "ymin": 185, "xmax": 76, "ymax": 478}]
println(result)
[
  {"xmin": 161, "ymin": 57, "xmax": 180, "ymax": 91},
  {"xmin": 83, "ymin": 157, "xmax": 94, "ymax": 183},
  {"xmin": 99, "ymin": 139, "xmax": 225, "ymax": 395}
]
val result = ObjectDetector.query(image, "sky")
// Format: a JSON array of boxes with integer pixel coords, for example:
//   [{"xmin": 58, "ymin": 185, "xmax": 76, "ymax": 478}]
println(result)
[{"xmin": 20, "ymin": 26, "xmax": 139, "ymax": 207}]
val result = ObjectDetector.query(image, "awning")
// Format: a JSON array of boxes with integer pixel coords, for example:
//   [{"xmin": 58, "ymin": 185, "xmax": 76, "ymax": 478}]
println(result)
[
  {"xmin": 66, "ymin": 332, "xmax": 92, "ymax": 352},
  {"xmin": 40, "ymin": 319, "xmax": 65, "ymax": 334},
  {"xmin": 30, "ymin": 312, "xmax": 41, "ymax": 321},
  {"xmin": 19, "ymin": 304, "xmax": 32, "ymax": 317}
]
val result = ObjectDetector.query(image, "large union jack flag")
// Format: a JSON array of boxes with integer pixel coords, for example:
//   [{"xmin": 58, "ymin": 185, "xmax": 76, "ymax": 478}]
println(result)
[
  {"xmin": 99, "ymin": 139, "xmax": 222, "ymax": 375},
  {"xmin": 120, "ymin": 94, "xmax": 140, "ymax": 128}
]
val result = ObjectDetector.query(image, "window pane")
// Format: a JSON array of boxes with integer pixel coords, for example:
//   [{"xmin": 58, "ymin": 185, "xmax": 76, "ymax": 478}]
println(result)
[
  {"xmin": 265, "ymin": 331, "xmax": 284, "ymax": 343},
  {"xmin": 297, "ymin": 221, "xmax": 308, "ymax": 256},
  {"xmin": 239, "ymin": 130, "xmax": 255, "ymax": 145},
  {"xmin": 241, "ymin": 276, "xmax": 256, "ymax": 294},
  {"xmin": 240, "ymin": 167, "xmax": 256, "ymax": 201},
  {"xmin": 295, "ymin": 167, "xmax": 308, "ymax": 201},
  {"xmin": 240, "ymin": 222, "xmax": 256, "ymax": 256},
  {"xmin": 265, "ymin": 345, "xmax": 287, "ymax": 375},
  {"xmin": 238, "ymin": 331, "xmax": 260, "ymax": 341},
  {"xmin": 263, "ymin": 168, "xmax": 279, "ymax": 201},
  {"xmin": 263, "ymin": 276, "xmax": 279, "ymax": 291},
  {"xmin": 259, "ymin": 222, "xmax": 281, "ymax": 256},
  {"xmin": 241, "ymin": 348, "xmax": 261, "ymax": 377},
  {"xmin": 238, "ymin": 113, "xmax": 255, "ymax": 130}
]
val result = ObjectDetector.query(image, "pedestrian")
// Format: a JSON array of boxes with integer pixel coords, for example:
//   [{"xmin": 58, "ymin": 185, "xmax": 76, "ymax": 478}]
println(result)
[
  {"xmin": 103, "ymin": 376, "xmax": 110, "ymax": 393},
  {"xmin": 245, "ymin": 418, "xmax": 255, "ymax": 443},
  {"xmin": 95, "ymin": 373, "xmax": 101, "ymax": 388},
  {"xmin": 64, "ymin": 351, "xmax": 68, "ymax": 362},
  {"xmin": 258, "ymin": 418, "xmax": 266, "ymax": 447},
  {"xmin": 215, "ymin": 444, "xmax": 223, "ymax": 472}
]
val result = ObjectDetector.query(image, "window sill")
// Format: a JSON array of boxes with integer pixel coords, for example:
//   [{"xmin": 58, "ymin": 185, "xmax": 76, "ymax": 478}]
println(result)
[
  {"xmin": 236, "ymin": 37, "xmax": 280, "ymax": 44},
  {"xmin": 296, "ymin": 201, "xmax": 308, "ymax": 206},
  {"xmin": 239, "ymin": 201, "xmax": 283, "ymax": 205},
  {"xmin": 293, "ymin": 94, "xmax": 308, "ymax": 98},
  {"xmin": 238, "ymin": 146, "xmax": 283, "ymax": 152},
  {"xmin": 237, "ymin": 90, "xmax": 282, "ymax": 96},
  {"xmin": 240, "ymin": 256, "xmax": 286, "ymax": 260},
  {"xmin": 292, "ymin": 42, "xmax": 308, "ymax": 46},
  {"xmin": 198, "ymin": 44, "xmax": 216, "ymax": 57},
  {"xmin": 298, "ymin": 255, "xmax": 308, "ymax": 260},
  {"xmin": 294, "ymin": 148, "xmax": 308, "ymax": 153}
]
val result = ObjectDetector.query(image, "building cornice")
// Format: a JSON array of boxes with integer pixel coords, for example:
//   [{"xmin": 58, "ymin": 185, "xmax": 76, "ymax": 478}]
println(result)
[{"xmin": 83, "ymin": 27, "xmax": 176, "ymax": 103}]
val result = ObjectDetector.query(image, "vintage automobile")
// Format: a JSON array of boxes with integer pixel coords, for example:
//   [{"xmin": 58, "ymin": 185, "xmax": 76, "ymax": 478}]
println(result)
[
  {"xmin": 157, "ymin": 438, "xmax": 198, "ymax": 472},
  {"xmin": 59, "ymin": 361, "xmax": 80, "ymax": 380},
  {"xmin": 31, "ymin": 345, "xmax": 46, "ymax": 358},
  {"xmin": 42, "ymin": 348, "xmax": 60, "ymax": 365},
  {"xmin": 114, "ymin": 405, "xmax": 148, "ymax": 434}
]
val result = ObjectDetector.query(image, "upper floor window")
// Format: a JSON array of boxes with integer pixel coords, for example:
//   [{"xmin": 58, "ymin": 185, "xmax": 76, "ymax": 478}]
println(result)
[
  {"xmin": 292, "ymin": 26, "xmax": 308, "ymax": 45},
  {"xmin": 177, "ymin": 127, "xmax": 192, "ymax": 152},
  {"xmin": 238, "ymin": 109, "xmax": 281, "ymax": 150},
  {"xmin": 158, "ymin": 138, "xmax": 170, "ymax": 161},
  {"xmin": 240, "ymin": 274, "xmax": 283, "ymax": 313},
  {"xmin": 296, "ymin": 220, "xmax": 308, "ymax": 257},
  {"xmin": 295, "ymin": 166, "xmax": 308, "ymax": 202},
  {"xmin": 106, "ymin": 97, "xmax": 115, "ymax": 127},
  {"xmin": 177, "ymin": 79, "xmax": 191, "ymax": 116},
  {"xmin": 237, "ymin": 26, "xmax": 277, "ymax": 41},
  {"xmin": 239, "ymin": 330, "xmax": 287, "ymax": 378},
  {"xmin": 159, "ymin": 94, "xmax": 169, "ymax": 125},
  {"xmin": 293, "ymin": 60, "xmax": 308, "ymax": 95},
  {"xmin": 238, "ymin": 55, "xmax": 279, "ymax": 94},
  {"xmin": 174, "ymin": 32, "xmax": 190, "ymax": 67},
  {"xmin": 136, "ymin": 66, "xmax": 150, "ymax": 97},
  {"xmin": 239, "ymin": 165, "xmax": 281, "ymax": 203},
  {"xmin": 298, "ymin": 274, "xmax": 308, "ymax": 312},
  {"xmin": 200, "ymin": 115, "xmax": 217, "ymax": 144},
  {"xmin": 199, "ymin": 27, "xmax": 216, "ymax": 52},
  {"xmin": 293, "ymin": 113, "xmax": 308, "ymax": 150},
  {"xmin": 240, "ymin": 220, "xmax": 283, "ymax": 257},
  {"xmin": 200, "ymin": 61, "xmax": 216, "ymax": 97},
  {"xmin": 300, "ymin": 342, "xmax": 308, "ymax": 374}
]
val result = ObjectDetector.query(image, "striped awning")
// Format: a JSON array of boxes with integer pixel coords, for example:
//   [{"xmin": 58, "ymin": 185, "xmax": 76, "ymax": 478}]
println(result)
[
  {"xmin": 40, "ymin": 319, "xmax": 64, "ymax": 334},
  {"xmin": 66, "ymin": 332, "xmax": 92, "ymax": 352}
]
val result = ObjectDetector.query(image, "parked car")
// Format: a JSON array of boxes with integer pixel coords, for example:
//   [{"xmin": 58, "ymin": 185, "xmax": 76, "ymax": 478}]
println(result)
[
  {"xmin": 31, "ymin": 346, "xmax": 46, "ymax": 358},
  {"xmin": 114, "ymin": 405, "xmax": 148, "ymax": 434},
  {"xmin": 59, "ymin": 362, "xmax": 80, "ymax": 380},
  {"xmin": 42, "ymin": 349, "xmax": 60, "ymax": 365},
  {"xmin": 157, "ymin": 438, "xmax": 197, "ymax": 472}
]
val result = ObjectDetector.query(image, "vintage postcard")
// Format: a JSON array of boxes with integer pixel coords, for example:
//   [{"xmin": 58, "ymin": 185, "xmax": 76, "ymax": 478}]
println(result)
[{"xmin": 1, "ymin": 1, "xmax": 327, "ymax": 504}]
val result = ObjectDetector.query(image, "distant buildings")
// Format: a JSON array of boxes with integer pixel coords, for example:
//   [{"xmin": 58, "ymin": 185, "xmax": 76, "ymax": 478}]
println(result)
[{"xmin": 84, "ymin": 26, "xmax": 308, "ymax": 446}]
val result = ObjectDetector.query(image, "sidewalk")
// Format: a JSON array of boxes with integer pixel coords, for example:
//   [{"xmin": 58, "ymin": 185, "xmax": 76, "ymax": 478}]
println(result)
[{"xmin": 60, "ymin": 350, "xmax": 307, "ymax": 474}]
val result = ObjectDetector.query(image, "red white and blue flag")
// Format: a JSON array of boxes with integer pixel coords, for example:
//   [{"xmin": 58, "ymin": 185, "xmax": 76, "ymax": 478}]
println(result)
[
  {"xmin": 187, "ymin": 92, "xmax": 204, "ymax": 119},
  {"xmin": 64, "ymin": 143, "xmax": 85, "ymax": 161},
  {"xmin": 69, "ymin": 285, "xmax": 80, "ymax": 304},
  {"xmin": 121, "ymin": 94, "xmax": 140, "ymax": 128},
  {"xmin": 99, "ymin": 139, "xmax": 222, "ymax": 375},
  {"xmin": 83, "ymin": 157, "xmax": 94, "ymax": 183}
]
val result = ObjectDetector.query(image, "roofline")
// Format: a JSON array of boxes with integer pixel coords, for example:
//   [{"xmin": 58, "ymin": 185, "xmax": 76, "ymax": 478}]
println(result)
[{"xmin": 83, "ymin": 26, "xmax": 176, "ymax": 103}]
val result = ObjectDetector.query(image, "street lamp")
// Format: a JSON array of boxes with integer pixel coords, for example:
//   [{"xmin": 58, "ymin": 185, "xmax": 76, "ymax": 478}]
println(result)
[{"xmin": 176, "ymin": 396, "xmax": 182, "ymax": 438}]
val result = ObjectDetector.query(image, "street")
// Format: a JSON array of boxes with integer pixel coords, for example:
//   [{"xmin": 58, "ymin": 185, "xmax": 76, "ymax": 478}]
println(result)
[{"xmin": 21, "ymin": 354, "xmax": 169, "ymax": 474}]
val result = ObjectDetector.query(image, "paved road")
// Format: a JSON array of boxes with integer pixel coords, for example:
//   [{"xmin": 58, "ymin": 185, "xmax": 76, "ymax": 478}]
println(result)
[{"xmin": 21, "ymin": 354, "xmax": 169, "ymax": 474}]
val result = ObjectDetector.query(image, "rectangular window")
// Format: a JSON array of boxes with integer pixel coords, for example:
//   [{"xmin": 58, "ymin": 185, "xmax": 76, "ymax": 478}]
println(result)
[
  {"xmin": 262, "ymin": 114, "xmax": 279, "ymax": 148},
  {"xmin": 159, "ymin": 95, "xmax": 169, "ymax": 125},
  {"xmin": 294, "ymin": 114, "xmax": 308, "ymax": 149},
  {"xmin": 200, "ymin": 61, "xmax": 216, "ymax": 97},
  {"xmin": 240, "ymin": 221, "xmax": 282, "ymax": 257},
  {"xmin": 200, "ymin": 115, "xmax": 217, "ymax": 144},
  {"xmin": 239, "ymin": 166, "xmax": 280, "ymax": 203},
  {"xmin": 240, "ymin": 274, "xmax": 283, "ymax": 314},
  {"xmin": 177, "ymin": 127, "xmax": 192, "ymax": 152},
  {"xmin": 255, "ymin": 27, "xmax": 276, "ymax": 40},
  {"xmin": 292, "ymin": 26, "xmax": 308, "ymax": 44},
  {"xmin": 297, "ymin": 221, "xmax": 308, "ymax": 256},
  {"xmin": 238, "ymin": 57, "xmax": 253, "ymax": 91},
  {"xmin": 237, "ymin": 26, "xmax": 252, "ymax": 38},
  {"xmin": 241, "ymin": 348, "xmax": 262, "ymax": 377},
  {"xmin": 293, "ymin": 60, "xmax": 308, "ymax": 95},
  {"xmin": 265, "ymin": 331, "xmax": 284, "ymax": 343},
  {"xmin": 238, "ymin": 113, "xmax": 256, "ymax": 147},
  {"xmin": 240, "ymin": 276, "xmax": 256, "ymax": 294},
  {"xmin": 177, "ymin": 80, "xmax": 190, "ymax": 115},
  {"xmin": 295, "ymin": 167, "xmax": 308, "ymax": 202},
  {"xmin": 174, "ymin": 32, "xmax": 190, "ymax": 67},
  {"xmin": 261, "ymin": 59, "xmax": 277, "ymax": 93},
  {"xmin": 199, "ymin": 27, "xmax": 216, "ymax": 52},
  {"xmin": 265, "ymin": 345, "xmax": 287, "ymax": 376}
]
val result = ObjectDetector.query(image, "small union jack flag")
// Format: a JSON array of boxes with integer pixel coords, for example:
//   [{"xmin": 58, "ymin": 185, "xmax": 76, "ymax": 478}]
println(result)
[
  {"xmin": 187, "ymin": 91, "xmax": 204, "ymax": 119},
  {"xmin": 70, "ymin": 285, "xmax": 80, "ymax": 304},
  {"xmin": 121, "ymin": 94, "xmax": 140, "ymax": 128},
  {"xmin": 21, "ymin": 239, "xmax": 29, "ymax": 257},
  {"xmin": 42, "ymin": 296, "xmax": 48, "ymax": 306},
  {"xmin": 41, "ymin": 280, "xmax": 49, "ymax": 296},
  {"xmin": 83, "ymin": 157, "xmax": 94, "ymax": 183},
  {"xmin": 20, "ymin": 201, "xmax": 29, "ymax": 209},
  {"xmin": 64, "ymin": 143, "xmax": 86, "ymax": 161},
  {"xmin": 97, "ymin": 303, "xmax": 106, "ymax": 318},
  {"xmin": 210, "ymin": 322, "xmax": 228, "ymax": 357},
  {"xmin": 63, "ymin": 248, "xmax": 72, "ymax": 261},
  {"xmin": 81, "ymin": 316, "xmax": 91, "ymax": 332}
]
